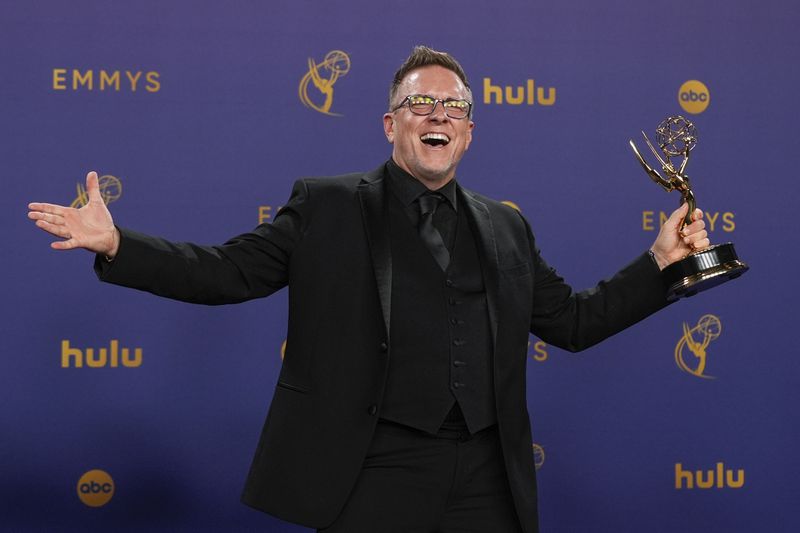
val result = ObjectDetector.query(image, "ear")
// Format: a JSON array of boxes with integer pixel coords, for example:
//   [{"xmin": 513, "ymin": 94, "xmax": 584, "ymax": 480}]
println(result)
[
  {"xmin": 464, "ymin": 120, "xmax": 475, "ymax": 151},
  {"xmin": 383, "ymin": 113, "xmax": 395, "ymax": 144}
]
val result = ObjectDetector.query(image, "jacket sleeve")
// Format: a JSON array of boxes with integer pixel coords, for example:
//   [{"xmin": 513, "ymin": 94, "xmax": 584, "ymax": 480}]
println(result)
[
  {"xmin": 525, "ymin": 214, "xmax": 671, "ymax": 352},
  {"xmin": 93, "ymin": 179, "xmax": 311, "ymax": 305}
]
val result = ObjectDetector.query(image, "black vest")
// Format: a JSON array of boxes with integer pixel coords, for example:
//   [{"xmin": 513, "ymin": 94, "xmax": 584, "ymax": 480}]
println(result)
[{"xmin": 380, "ymin": 190, "xmax": 497, "ymax": 435}]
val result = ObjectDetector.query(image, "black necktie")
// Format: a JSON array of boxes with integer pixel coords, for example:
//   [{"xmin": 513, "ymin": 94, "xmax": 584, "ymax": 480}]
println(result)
[{"xmin": 418, "ymin": 193, "xmax": 450, "ymax": 271}]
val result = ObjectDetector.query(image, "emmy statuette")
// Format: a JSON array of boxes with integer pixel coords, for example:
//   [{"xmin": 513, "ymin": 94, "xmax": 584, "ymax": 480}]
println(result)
[{"xmin": 629, "ymin": 116, "xmax": 748, "ymax": 301}]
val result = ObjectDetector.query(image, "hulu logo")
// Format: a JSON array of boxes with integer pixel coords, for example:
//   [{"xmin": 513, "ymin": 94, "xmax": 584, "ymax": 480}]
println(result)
[
  {"xmin": 483, "ymin": 78, "xmax": 556, "ymax": 106},
  {"xmin": 674, "ymin": 462, "xmax": 745, "ymax": 489},
  {"xmin": 61, "ymin": 340, "xmax": 142, "ymax": 368}
]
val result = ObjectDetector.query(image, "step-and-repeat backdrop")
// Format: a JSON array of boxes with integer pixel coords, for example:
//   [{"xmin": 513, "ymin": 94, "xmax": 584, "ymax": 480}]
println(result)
[{"xmin": 2, "ymin": 1, "xmax": 797, "ymax": 531}]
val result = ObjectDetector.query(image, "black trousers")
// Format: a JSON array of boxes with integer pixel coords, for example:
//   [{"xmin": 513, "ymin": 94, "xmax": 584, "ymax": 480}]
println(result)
[{"xmin": 319, "ymin": 419, "xmax": 524, "ymax": 533}]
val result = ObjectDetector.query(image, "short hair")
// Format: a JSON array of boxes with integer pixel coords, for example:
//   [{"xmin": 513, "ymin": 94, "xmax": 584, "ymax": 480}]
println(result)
[{"xmin": 388, "ymin": 46, "xmax": 472, "ymax": 110}]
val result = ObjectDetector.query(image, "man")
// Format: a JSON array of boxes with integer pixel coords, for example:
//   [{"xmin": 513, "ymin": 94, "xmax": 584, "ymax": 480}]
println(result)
[{"xmin": 28, "ymin": 47, "xmax": 708, "ymax": 532}]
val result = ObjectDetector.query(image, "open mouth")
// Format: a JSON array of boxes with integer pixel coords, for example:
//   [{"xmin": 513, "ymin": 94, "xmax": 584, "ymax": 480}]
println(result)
[{"xmin": 420, "ymin": 133, "xmax": 450, "ymax": 147}]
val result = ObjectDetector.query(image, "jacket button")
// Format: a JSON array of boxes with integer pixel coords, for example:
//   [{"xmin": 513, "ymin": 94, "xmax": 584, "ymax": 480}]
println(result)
[
  {"xmin": 380, "ymin": 342, "xmax": 388, "ymax": 352},
  {"xmin": 367, "ymin": 405, "xmax": 378, "ymax": 416}
]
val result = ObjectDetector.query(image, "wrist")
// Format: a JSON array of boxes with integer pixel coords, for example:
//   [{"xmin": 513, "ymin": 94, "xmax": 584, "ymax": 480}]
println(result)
[
  {"xmin": 649, "ymin": 248, "xmax": 669, "ymax": 271},
  {"xmin": 105, "ymin": 227, "xmax": 120, "ymax": 261}
]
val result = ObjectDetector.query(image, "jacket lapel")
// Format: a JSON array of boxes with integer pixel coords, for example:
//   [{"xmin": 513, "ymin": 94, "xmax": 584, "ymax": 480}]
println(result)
[
  {"xmin": 460, "ymin": 188, "xmax": 500, "ymax": 351},
  {"xmin": 358, "ymin": 165, "xmax": 392, "ymax": 340}
]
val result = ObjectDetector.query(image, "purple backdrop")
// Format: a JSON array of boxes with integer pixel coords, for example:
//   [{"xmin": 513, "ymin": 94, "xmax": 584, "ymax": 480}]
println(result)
[{"xmin": 2, "ymin": 1, "xmax": 798, "ymax": 531}]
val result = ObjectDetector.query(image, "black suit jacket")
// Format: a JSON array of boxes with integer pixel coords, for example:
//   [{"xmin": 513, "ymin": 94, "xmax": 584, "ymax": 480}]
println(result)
[{"xmin": 96, "ymin": 163, "xmax": 669, "ymax": 531}]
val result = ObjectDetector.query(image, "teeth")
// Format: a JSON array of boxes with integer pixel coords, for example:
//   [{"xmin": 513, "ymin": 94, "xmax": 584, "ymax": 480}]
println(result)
[{"xmin": 420, "ymin": 133, "xmax": 450, "ymax": 144}]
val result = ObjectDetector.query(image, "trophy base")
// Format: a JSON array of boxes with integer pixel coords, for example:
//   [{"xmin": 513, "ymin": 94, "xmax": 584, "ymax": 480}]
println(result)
[{"xmin": 663, "ymin": 242, "xmax": 749, "ymax": 301}]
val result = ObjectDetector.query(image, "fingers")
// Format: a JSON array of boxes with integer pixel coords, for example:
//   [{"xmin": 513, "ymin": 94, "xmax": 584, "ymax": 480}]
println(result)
[
  {"xmin": 28, "ymin": 202, "xmax": 68, "ymax": 216},
  {"xmin": 30, "ymin": 215, "xmax": 81, "ymax": 250},
  {"xmin": 652, "ymin": 205, "xmax": 710, "ymax": 264},
  {"xmin": 51, "ymin": 238, "xmax": 79, "ymax": 250},
  {"xmin": 681, "ymin": 216, "xmax": 705, "ymax": 234},
  {"xmin": 34, "ymin": 217, "xmax": 69, "ymax": 236},
  {"xmin": 665, "ymin": 202, "xmax": 690, "ymax": 229},
  {"xmin": 85, "ymin": 171, "xmax": 101, "ymax": 203},
  {"xmin": 33, "ymin": 217, "xmax": 73, "ymax": 240},
  {"xmin": 29, "ymin": 204, "xmax": 80, "ymax": 246},
  {"xmin": 28, "ymin": 209, "xmax": 67, "ymax": 227},
  {"xmin": 680, "ymin": 214, "xmax": 705, "ymax": 237},
  {"xmin": 680, "ymin": 216, "xmax": 710, "ymax": 251},
  {"xmin": 682, "ymin": 229, "xmax": 709, "ymax": 250},
  {"xmin": 686, "ymin": 236, "xmax": 710, "ymax": 251}
]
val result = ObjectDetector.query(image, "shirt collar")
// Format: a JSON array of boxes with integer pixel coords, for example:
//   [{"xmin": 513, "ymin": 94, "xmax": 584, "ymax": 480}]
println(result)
[{"xmin": 386, "ymin": 158, "xmax": 458, "ymax": 211}]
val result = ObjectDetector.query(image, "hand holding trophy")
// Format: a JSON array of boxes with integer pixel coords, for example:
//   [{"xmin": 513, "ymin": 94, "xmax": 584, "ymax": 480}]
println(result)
[{"xmin": 629, "ymin": 116, "xmax": 748, "ymax": 300}]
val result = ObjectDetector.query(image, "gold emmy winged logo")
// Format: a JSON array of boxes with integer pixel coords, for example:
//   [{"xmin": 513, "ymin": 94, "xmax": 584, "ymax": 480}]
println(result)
[
  {"xmin": 298, "ymin": 50, "xmax": 351, "ymax": 116},
  {"xmin": 532, "ymin": 443, "xmax": 545, "ymax": 470},
  {"xmin": 70, "ymin": 174, "xmax": 122, "ymax": 208},
  {"xmin": 674, "ymin": 314, "xmax": 722, "ymax": 379}
]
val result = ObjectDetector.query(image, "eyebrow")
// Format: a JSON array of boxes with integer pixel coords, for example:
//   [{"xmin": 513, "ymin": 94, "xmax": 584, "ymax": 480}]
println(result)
[{"xmin": 411, "ymin": 94, "xmax": 470, "ymax": 101}]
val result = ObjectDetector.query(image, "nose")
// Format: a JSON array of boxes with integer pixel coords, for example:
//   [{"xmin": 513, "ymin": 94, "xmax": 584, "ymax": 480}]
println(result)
[{"xmin": 428, "ymin": 100, "xmax": 449, "ymax": 122}]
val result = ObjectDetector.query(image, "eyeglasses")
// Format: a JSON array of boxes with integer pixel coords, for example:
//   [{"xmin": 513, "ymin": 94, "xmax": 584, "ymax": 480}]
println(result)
[{"xmin": 392, "ymin": 94, "xmax": 472, "ymax": 119}]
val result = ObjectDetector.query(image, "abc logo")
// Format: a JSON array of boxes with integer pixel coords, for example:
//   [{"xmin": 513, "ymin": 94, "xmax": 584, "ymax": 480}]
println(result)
[
  {"xmin": 76, "ymin": 469, "xmax": 114, "ymax": 507},
  {"xmin": 678, "ymin": 80, "xmax": 710, "ymax": 114}
]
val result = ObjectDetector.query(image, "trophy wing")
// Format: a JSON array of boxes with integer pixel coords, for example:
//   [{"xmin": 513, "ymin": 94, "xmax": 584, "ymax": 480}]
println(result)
[{"xmin": 629, "ymin": 139, "xmax": 672, "ymax": 190}]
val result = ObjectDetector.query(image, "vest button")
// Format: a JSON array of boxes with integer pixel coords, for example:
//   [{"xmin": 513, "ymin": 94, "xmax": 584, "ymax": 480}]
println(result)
[
  {"xmin": 445, "ymin": 279, "xmax": 454, "ymax": 287},
  {"xmin": 452, "ymin": 382, "xmax": 463, "ymax": 389},
  {"xmin": 380, "ymin": 342, "xmax": 388, "ymax": 352},
  {"xmin": 367, "ymin": 404, "xmax": 378, "ymax": 415}
]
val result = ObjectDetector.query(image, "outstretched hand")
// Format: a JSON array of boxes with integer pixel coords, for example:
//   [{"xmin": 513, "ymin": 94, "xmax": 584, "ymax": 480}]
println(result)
[
  {"xmin": 649, "ymin": 202, "xmax": 709, "ymax": 270},
  {"xmin": 28, "ymin": 171, "xmax": 120, "ymax": 257}
]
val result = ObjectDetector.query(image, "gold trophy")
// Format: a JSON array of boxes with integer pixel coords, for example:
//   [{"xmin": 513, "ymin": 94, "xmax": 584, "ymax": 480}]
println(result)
[{"xmin": 629, "ymin": 116, "xmax": 748, "ymax": 300}]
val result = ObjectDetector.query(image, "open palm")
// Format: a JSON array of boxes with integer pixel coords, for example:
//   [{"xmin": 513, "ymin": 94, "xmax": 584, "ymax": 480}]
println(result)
[{"xmin": 28, "ymin": 171, "xmax": 119, "ymax": 256}]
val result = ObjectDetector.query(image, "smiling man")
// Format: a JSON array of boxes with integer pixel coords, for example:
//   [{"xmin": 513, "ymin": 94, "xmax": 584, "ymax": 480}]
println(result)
[
  {"xmin": 28, "ymin": 46, "xmax": 708, "ymax": 532},
  {"xmin": 384, "ymin": 63, "xmax": 474, "ymax": 188}
]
